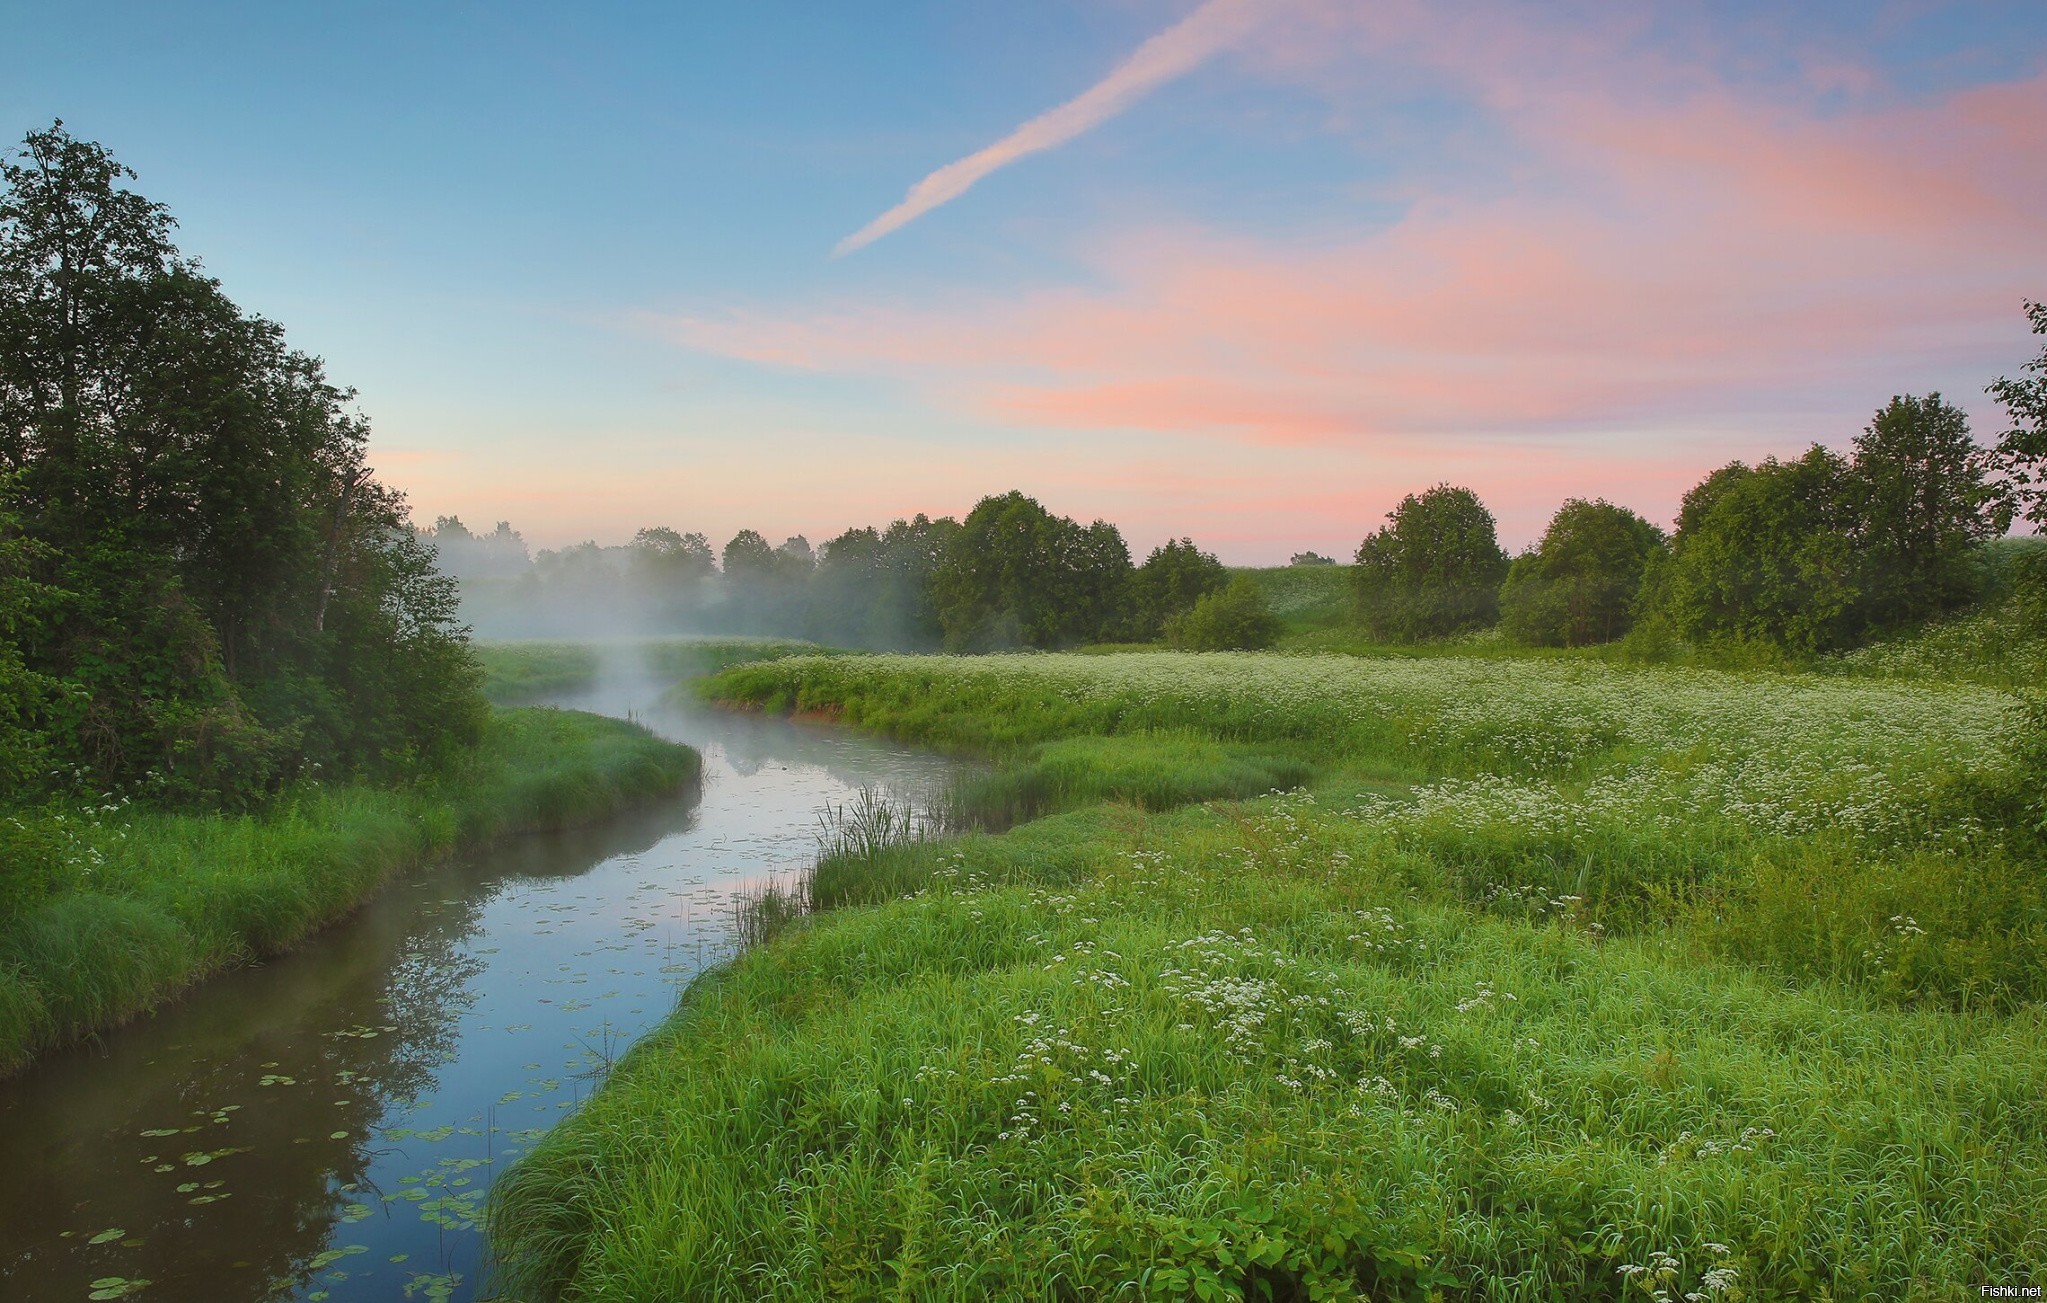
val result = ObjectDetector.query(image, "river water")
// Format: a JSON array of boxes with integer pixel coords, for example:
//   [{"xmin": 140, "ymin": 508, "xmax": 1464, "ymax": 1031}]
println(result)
[{"xmin": 0, "ymin": 656, "xmax": 953, "ymax": 1302}]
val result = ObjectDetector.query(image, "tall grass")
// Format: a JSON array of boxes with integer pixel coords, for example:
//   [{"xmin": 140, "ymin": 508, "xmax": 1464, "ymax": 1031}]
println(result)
[
  {"xmin": 489, "ymin": 792, "xmax": 2047, "ymax": 1300},
  {"xmin": 487, "ymin": 646, "xmax": 2047, "ymax": 1299},
  {"xmin": 0, "ymin": 708, "xmax": 699, "ymax": 1075}
]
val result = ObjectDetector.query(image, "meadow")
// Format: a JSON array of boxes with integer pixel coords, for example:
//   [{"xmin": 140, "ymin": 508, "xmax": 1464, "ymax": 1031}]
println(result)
[
  {"xmin": 0, "ymin": 708, "xmax": 699, "ymax": 1075},
  {"xmin": 489, "ymin": 647, "xmax": 2047, "ymax": 1300}
]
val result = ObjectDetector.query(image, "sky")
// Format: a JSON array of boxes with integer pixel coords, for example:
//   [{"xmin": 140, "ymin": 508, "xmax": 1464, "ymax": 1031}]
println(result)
[{"xmin": 7, "ymin": 0, "xmax": 2046, "ymax": 561}]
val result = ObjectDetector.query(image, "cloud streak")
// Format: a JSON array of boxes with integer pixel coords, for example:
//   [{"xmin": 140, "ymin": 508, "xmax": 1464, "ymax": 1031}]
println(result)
[{"xmin": 834, "ymin": 0, "xmax": 1265, "ymax": 255}]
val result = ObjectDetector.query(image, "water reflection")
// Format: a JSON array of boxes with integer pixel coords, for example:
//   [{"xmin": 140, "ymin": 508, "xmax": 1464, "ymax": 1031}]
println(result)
[{"xmin": 0, "ymin": 657, "xmax": 953, "ymax": 1301}]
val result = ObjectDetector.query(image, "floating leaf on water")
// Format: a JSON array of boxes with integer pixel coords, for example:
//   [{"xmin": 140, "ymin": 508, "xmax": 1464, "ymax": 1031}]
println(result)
[
  {"xmin": 176, "ymin": 1183, "xmax": 199, "ymax": 1193},
  {"xmin": 87, "ymin": 1277, "xmax": 151, "ymax": 1300},
  {"xmin": 329, "ymin": 1130, "xmax": 349, "ymax": 1140},
  {"xmin": 87, "ymin": 1228, "xmax": 125, "ymax": 1245},
  {"xmin": 139, "ymin": 1128, "xmax": 179, "ymax": 1138}
]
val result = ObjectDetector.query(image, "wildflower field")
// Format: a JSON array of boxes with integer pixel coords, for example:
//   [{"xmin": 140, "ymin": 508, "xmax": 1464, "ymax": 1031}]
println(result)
[{"xmin": 489, "ymin": 651, "xmax": 2047, "ymax": 1300}]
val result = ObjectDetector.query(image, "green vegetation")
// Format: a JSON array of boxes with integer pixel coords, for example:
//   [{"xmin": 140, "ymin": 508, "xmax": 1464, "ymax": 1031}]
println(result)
[
  {"xmin": 0, "ymin": 707, "xmax": 699, "ymax": 1075},
  {"xmin": 491, "ymin": 648, "xmax": 2047, "ymax": 1299},
  {"xmin": 1498, "ymin": 500, "xmax": 1665, "ymax": 648},
  {"xmin": 0, "ymin": 124, "xmax": 485, "ymax": 805},
  {"xmin": 475, "ymin": 637, "xmax": 828, "ymax": 705},
  {"xmin": 478, "ymin": 642, "xmax": 603, "ymax": 704},
  {"xmin": 1353, "ymin": 484, "xmax": 1510, "ymax": 641},
  {"xmin": 1164, "ymin": 575, "xmax": 1281, "ymax": 651}
]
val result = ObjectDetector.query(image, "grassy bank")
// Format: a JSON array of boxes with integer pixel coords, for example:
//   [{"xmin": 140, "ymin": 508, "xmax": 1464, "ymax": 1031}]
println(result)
[
  {"xmin": 490, "ymin": 650, "xmax": 2046, "ymax": 1299},
  {"xmin": 0, "ymin": 708, "xmax": 699, "ymax": 1076},
  {"xmin": 477, "ymin": 637, "xmax": 825, "ymax": 704}
]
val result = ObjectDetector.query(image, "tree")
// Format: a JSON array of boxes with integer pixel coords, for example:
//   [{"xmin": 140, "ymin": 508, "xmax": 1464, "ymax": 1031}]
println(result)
[
  {"xmin": 1848, "ymin": 393, "xmax": 2008, "ymax": 628},
  {"xmin": 1351, "ymin": 484, "xmax": 1509, "ymax": 640},
  {"xmin": 1989, "ymin": 300, "xmax": 2047, "ymax": 530},
  {"xmin": 1164, "ymin": 574, "xmax": 1279, "ymax": 650},
  {"xmin": 0, "ymin": 122, "xmax": 484, "ymax": 799},
  {"xmin": 929, "ymin": 491, "xmax": 1132, "ymax": 649},
  {"xmin": 1289, "ymin": 551, "xmax": 1336, "ymax": 566},
  {"xmin": 1499, "ymin": 499, "xmax": 1665, "ymax": 647},
  {"xmin": 629, "ymin": 526, "xmax": 714, "ymax": 586},
  {"xmin": 721, "ymin": 529, "xmax": 778, "ymax": 582},
  {"xmin": 1658, "ymin": 446, "xmax": 1860, "ymax": 655},
  {"xmin": 1129, "ymin": 538, "xmax": 1227, "ymax": 641}
]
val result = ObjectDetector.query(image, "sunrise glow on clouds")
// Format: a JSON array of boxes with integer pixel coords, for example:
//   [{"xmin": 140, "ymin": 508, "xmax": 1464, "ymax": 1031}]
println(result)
[
  {"xmin": 12, "ymin": 1, "xmax": 2043, "ymax": 559},
  {"xmin": 632, "ymin": 2, "xmax": 2046, "ymax": 554}
]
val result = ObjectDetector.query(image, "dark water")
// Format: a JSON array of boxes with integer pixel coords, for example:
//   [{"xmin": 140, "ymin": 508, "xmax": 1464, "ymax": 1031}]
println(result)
[{"xmin": 0, "ymin": 662, "xmax": 953, "ymax": 1302}]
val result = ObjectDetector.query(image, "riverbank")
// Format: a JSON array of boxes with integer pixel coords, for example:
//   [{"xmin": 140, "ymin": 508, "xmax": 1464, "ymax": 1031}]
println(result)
[
  {"xmin": 488, "ymin": 651, "xmax": 2047, "ymax": 1299},
  {"xmin": 0, "ymin": 707, "xmax": 700, "ymax": 1076}
]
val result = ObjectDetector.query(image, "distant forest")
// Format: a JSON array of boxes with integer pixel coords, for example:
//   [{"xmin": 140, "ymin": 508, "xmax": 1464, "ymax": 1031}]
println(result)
[{"xmin": 439, "ymin": 320, "xmax": 2047, "ymax": 660}]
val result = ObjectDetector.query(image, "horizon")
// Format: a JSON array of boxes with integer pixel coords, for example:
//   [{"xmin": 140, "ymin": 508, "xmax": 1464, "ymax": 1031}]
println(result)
[{"xmin": 8, "ymin": 0, "xmax": 2046, "ymax": 561}]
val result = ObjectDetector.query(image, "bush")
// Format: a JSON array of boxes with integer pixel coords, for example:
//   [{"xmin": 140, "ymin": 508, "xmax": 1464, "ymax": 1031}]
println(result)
[{"xmin": 1164, "ymin": 576, "xmax": 1280, "ymax": 650}]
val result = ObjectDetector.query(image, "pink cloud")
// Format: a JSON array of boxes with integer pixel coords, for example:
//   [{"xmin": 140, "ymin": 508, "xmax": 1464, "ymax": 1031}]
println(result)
[{"xmin": 618, "ymin": 6, "xmax": 2047, "ymax": 548}]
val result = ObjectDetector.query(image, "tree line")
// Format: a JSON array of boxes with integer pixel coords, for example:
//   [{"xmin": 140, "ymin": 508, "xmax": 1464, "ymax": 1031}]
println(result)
[
  {"xmin": 1350, "ymin": 368, "xmax": 2046, "ymax": 654},
  {"xmin": 439, "ymin": 489, "xmax": 1264, "ymax": 653}
]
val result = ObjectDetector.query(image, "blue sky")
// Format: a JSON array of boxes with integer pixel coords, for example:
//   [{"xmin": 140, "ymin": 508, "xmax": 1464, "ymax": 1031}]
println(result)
[{"xmin": 7, "ymin": 1, "xmax": 2045, "ymax": 559}]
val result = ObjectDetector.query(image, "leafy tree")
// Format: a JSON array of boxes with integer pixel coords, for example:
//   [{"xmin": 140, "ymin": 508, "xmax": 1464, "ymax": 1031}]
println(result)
[
  {"xmin": 1499, "ymin": 499, "xmax": 1665, "ymax": 647},
  {"xmin": 0, "ymin": 122, "xmax": 483, "ymax": 799},
  {"xmin": 1289, "ymin": 551, "xmax": 1336, "ymax": 566},
  {"xmin": 1164, "ymin": 574, "xmax": 1279, "ymax": 650},
  {"xmin": 776, "ymin": 535, "xmax": 816, "ymax": 578},
  {"xmin": 930, "ymin": 491, "xmax": 1132, "ymax": 649},
  {"xmin": 1129, "ymin": 538, "xmax": 1228, "ymax": 641},
  {"xmin": 721, "ymin": 529, "xmax": 778, "ymax": 581},
  {"xmin": 1989, "ymin": 300, "xmax": 2047, "ymax": 530},
  {"xmin": 1658, "ymin": 446, "xmax": 1861, "ymax": 655},
  {"xmin": 1351, "ymin": 484, "xmax": 1508, "ymax": 640},
  {"xmin": 629, "ymin": 526, "xmax": 714, "ymax": 586},
  {"xmin": 1848, "ymin": 393, "xmax": 2009, "ymax": 628}
]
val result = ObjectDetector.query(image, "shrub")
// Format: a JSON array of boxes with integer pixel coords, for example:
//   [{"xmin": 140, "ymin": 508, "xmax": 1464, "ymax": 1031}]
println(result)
[{"xmin": 1164, "ymin": 576, "xmax": 1280, "ymax": 650}]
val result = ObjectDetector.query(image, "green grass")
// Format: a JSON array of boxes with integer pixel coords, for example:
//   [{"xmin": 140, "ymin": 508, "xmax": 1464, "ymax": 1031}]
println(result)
[
  {"xmin": 490, "ymin": 648, "xmax": 2047, "ymax": 1299},
  {"xmin": 478, "ymin": 637, "xmax": 826, "ymax": 704},
  {"xmin": 477, "ymin": 642, "xmax": 604, "ymax": 704},
  {"xmin": 1235, "ymin": 563, "xmax": 1354, "ymax": 638},
  {"xmin": 0, "ymin": 707, "xmax": 699, "ymax": 1075}
]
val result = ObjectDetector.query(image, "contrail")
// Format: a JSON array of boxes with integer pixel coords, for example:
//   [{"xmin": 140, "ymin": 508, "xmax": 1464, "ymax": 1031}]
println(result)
[{"xmin": 834, "ymin": 0, "xmax": 1265, "ymax": 256}]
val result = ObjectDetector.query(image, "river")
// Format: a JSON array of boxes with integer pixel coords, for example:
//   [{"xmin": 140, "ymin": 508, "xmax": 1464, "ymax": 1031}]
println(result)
[{"xmin": 0, "ymin": 657, "xmax": 953, "ymax": 1302}]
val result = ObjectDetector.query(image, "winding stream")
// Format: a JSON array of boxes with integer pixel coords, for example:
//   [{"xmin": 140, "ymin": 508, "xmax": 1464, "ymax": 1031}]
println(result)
[{"xmin": 0, "ymin": 654, "xmax": 954, "ymax": 1301}]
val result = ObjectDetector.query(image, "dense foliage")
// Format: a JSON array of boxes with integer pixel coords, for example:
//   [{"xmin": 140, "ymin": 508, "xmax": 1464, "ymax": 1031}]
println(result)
[
  {"xmin": 1498, "ymin": 499, "xmax": 1665, "ymax": 646},
  {"xmin": 0, "ymin": 124, "xmax": 483, "ymax": 804},
  {"xmin": 1650, "ymin": 394, "xmax": 2012, "ymax": 655},
  {"xmin": 1163, "ymin": 573, "xmax": 1279, "ymax": 650},
  {"xmin": 1352, "ymin": 484, "xmax": 1509, "ymax": 640},
  {"xmin": 1128, "ymin": 537, "xmax": 1228, "ymax": 641}
]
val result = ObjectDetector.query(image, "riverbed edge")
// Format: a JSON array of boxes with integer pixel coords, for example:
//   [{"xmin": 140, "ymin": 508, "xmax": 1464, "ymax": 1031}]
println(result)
[{"xmin": 0, "ymin": 707, "xmax": 702, "ymax": 1078}]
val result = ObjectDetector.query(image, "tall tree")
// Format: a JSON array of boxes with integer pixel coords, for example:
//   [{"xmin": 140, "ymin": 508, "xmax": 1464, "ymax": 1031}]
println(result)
[
  {"xmin": 1849, "ymin": 393, "xmax": 2008, "ymax": 628},
  {"xmin": 930, "ymin": 491, "xmax": 1131, "ymax": 649},
  {"xmin": 1659, "ymin": 446, "xmax": 1861, "ymax": 655},
  {"xmin": 1499, "ymin": 499, "xmax": 1666, "ymax": 647},
  {"xmin": 1989, "ymin": 300, "xmax": 2047, "ymax": 530},
  {"xmin": 1352, "ymin": 484, "xmax": 1509, "ymax": 640},
  {"xmin": 0, "ymin": 122, "xmax": 482, "ymax": 799},
  {"xmin": 1129, "ymin": 538, "xmax": 1228, "ymax": 641}
]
